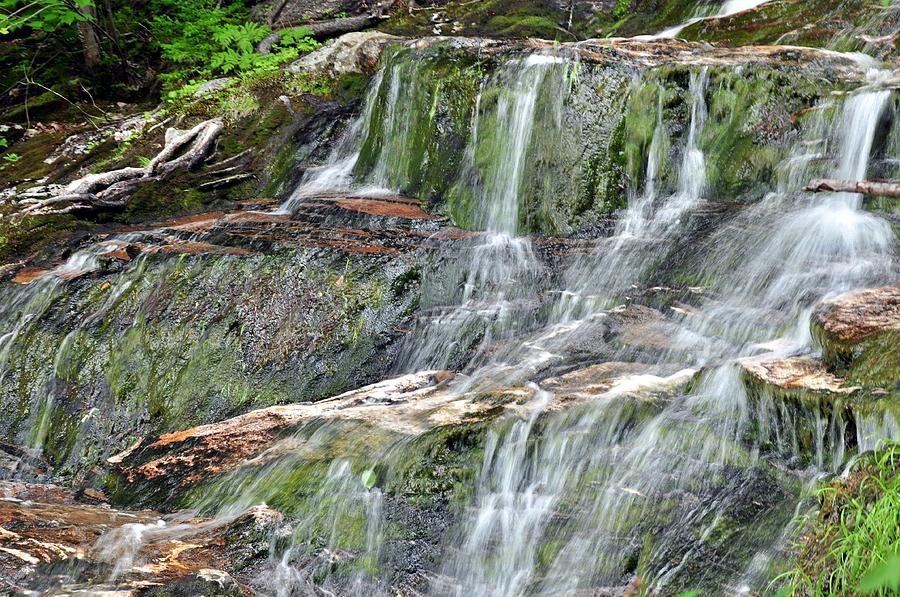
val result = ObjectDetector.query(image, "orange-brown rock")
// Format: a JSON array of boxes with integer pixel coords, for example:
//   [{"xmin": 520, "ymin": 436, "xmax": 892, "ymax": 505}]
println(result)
[
  {"xmin": 1, "ymin": 489, "xmax": 279, "ymax": 595},
  {"xmin": 111, "ymin": 371, "xmax": 465, "ymax": 488},
  {"xmin": 813, "ymin": 287, "xmax": 900, "ymax": 344}
]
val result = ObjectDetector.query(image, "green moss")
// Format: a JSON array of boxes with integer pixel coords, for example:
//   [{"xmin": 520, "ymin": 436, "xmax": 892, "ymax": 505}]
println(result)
[
  {"xmin": 812, "ymin": 317, "xmax": 900, "ymax": 395},
  {"xmin": 385, "ymin": 420, "xmax": 497, "ymax": 507},
  {"xmin": 844, "ymin": 331, "xmax": 900, "ymax": 394},
  {"xmin": 0, "ymin": 213, "xmax": 91, "ymax": 263},
  {"xmin": 623, "ymin": 80, "xmax": 666, "ymax": 191},
  {"xmin": 679, "ymin": 0, "xmax": 895, "ymax": 56}
]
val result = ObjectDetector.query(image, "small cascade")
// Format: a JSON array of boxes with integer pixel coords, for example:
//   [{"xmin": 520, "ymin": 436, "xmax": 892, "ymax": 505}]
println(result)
[
  {"xmin": 438, "ymin": 384, "xmax": 555, "ymax": 597},
  {"xmin": 0, "ymin": 236, "xmax": 146, "ymax": 464},
  {"xmin": 393, "ymin": 55, "xmax": 569, "ymax": 374},
  {"xmin": 639, "ymin": 0, "xmax": 771, "ymax": 39},
  {"xmin": 559, "ymin": 69, "xmax": 709, "ymax": 320},
  {"xmin": 434, "ymin": 69, "xmax": 713, "ymax": 390},
  {"xmin": 674, "ymin": 88, "xmax": 896, "ymax": 359},
  {"xmin": 263, "ymin": 461, "xmax": 384, "ymax": 597},
  {"xmin": 277, "ymin": 68, "xmax": 388, "ymax": 212}
]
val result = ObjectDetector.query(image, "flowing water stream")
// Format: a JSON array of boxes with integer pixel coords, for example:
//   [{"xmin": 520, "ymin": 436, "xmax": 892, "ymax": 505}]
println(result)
[
  {"xmin": 107, "ymin": 56, "xmax": 898, "ymax": 594},
  {"xmin": 637, "ymin": 0, "xmax": 772, "ymax": 39}
]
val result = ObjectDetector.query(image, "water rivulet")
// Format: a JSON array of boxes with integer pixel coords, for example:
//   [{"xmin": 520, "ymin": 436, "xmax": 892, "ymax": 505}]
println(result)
[{"xmin": 2, "ymin": 39, "xmax": 898, "ymax": 596}]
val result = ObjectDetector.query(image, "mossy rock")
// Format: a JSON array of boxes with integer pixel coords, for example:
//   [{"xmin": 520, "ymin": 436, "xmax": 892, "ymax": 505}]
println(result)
[{"xmin": 811, "ymin": 287, "xmax": 900, "ymax": 393}]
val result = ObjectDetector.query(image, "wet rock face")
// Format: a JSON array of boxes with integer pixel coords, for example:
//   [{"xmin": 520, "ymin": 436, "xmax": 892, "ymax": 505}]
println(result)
[
  {"xmin": 256, "ymin": 0, "xmax": 378, "ymax": 24},
  {"xmin": 0, "ymin": 192, "xmax": 442, "ymax": 482},
  {"xmin": 291, "ymin": 32, "xmax": 401, "ymax": 75},
  {"xmin": 1, "ymin": 484, "xmax": 281, "ymax": 596}
]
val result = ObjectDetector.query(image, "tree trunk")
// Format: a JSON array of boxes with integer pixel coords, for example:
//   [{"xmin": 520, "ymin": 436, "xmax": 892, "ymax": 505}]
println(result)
[
  {"xmin": 77, "ymin": 4, "xmax": 102, "ymax": 70},
  {"xmin": 805, "ymin": 178, "xmax": 900, "ymax": 198}
]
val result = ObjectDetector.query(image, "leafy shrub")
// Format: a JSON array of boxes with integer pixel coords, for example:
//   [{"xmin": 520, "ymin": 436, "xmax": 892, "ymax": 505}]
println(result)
[
  {"xmin": 0, "ymin": 0, "xmax": 93, "ymax": 35},
  {"xmin": 151, "ymin": 0, "xmax": 319, "ymax": 93}
]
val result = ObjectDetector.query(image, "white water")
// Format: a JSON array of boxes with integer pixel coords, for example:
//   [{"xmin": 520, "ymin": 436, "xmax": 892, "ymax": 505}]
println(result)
[
  {"xmin": 277, "ymin": 68, "xmax": 387, "ymax": 213},
  {"xmin": 23, "ymin": 47, "xmax": 896, "ymax": 595},
  {"xmin": 638, "ymin": 0, "xmax": 771, "ymax": 39},
  {"xmin": 393, "ymin": 55, "xmax": 567, "ymax": 373},
  {"xmin": 434, "ymin": 83, "xmax": 897, "ymax": 596}
]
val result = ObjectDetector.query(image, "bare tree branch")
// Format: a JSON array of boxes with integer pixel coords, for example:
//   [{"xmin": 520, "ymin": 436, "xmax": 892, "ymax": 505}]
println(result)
[{"xmin": 805, "ymin": 178, "xmax": 900, "ymax": 198}]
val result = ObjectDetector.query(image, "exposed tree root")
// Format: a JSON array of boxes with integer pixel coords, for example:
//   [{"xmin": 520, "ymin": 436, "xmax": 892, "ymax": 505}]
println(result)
[{"xmin": 16, "ymin": 119, "xmax": 224, "ymax": 216}]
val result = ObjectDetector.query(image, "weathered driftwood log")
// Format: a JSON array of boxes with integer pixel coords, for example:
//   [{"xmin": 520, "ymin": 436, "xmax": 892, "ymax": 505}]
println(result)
[
  {"xmin": 258, "ymin": 15, "xmax": 387, "ymax": 53},
  {"xmin": 17, "ymin": 119, "xmax": 223, "ymax": 216},
  {"xmin": 805, "ymin": 179, "xmax": 900, "ymax": 198}
]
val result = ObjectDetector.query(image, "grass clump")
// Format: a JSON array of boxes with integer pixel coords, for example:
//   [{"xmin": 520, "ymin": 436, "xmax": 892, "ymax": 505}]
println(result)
[{"xmin": 776, "ymin": 441, "xmax": 900, "ymax": 596}]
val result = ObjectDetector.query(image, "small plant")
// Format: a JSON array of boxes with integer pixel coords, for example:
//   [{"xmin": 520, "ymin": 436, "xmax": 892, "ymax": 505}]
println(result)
[
  {"xmin": 613, "ymin": 0, "xmax": 631, "ymax": 19},
  {"xmin": 857, "ymin": 554, "xmax": 900, "ymax": 594},
  {"xmin": 3, "ymin": 152, "xmax": 22, "ymax": 163},
  {"xmin": 361, "ymin": 468, "xmax": 377, "ymax": 490},
  {"xmin": 0, "ymin": 0, "xmax": 94, "ymax": 36},
  {"xmin": 153, "ymin": 0, "xmax": 320, "ymax": 96},
  {"xmin": 774, "ymin": 441, "xmax": 900, "ymax": 596}
]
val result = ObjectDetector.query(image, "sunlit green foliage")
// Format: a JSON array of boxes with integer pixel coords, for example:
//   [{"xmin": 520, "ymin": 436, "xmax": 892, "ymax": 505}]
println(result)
[
  {"xmin": 0, "ymin": 0, "xmax": 93, "ymax": 35},
  {"xmin": 150, "ymin": 0, "xmax": 319, "ymax": 92}
]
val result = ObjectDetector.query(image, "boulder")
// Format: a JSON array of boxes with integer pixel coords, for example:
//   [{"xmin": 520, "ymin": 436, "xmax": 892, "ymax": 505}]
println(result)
[
  {"xmin": 1, "ymin": 486, "xmax": 279, "ymax": 595},
  {"xmin": 813, "ymin": 287, "xmax": 900, "ymax": 352},
  {"xmin": 812, "ymin": 287, "xmax": 900, "ymax": 390},
  {"xmin": 290, "ymin": 31, "xmax": 401, "ymax": 75}
]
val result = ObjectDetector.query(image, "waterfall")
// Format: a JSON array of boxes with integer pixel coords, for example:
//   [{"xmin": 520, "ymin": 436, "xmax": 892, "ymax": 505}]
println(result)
[
  {"xmin": 392, "ymin": 55, "xmax": 568, "ymax": 374},
  {"xmin": 562, "ymin": 68, "xmax": 709, "ymax": 314},
  {"xmin": 435, "ymin": 80, "xmax": 897, "ymax": 596},
  {"xmin": 277, "ymin": 68, "xmax": 387, "ymax": 212},
  {"xmin": 8, "ymin": 38, "xmax": 898, "ymax": 597},
  {"xmin": 675, "ymin": 88, "xmax": 896, "ymax": 359},
  {"xmin": 640, "ymin": 0, "xmax": 772, "ymax": 39}
]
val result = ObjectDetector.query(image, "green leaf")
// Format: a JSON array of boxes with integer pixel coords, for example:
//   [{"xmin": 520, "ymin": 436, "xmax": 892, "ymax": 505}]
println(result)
[
  {"xmin": 361, "ymin": 468, "xmax": 377, "ymax": 490},
  {"xmin": 858, "ymin": 554, "xmax": 900, "ymax": 594},
  {"xmin": 675, "ymin": 592, "xmax": 699, "ymax": 597}
]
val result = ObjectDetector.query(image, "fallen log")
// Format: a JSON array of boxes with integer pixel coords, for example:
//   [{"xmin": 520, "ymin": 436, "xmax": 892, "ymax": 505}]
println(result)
[
  {"xmin": 805, "ymin": 178, "xmax": 900, "ymax": 198},
  {"xmin": 258, "ymin": 15, "xmax": 387, "ymax": 53}
]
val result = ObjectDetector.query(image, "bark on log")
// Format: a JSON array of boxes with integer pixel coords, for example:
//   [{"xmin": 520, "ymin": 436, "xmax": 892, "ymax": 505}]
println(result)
[
  {"xmin": 16, "ymin": 119, "xmax": 223, "ymax": 217},
  {"xmin": 805, "ymin": 179, "xmax": 900, "ymax": 198},
  {"xmin": 258, "ymin": 15, "xmax": 386, "ymax": 53}
]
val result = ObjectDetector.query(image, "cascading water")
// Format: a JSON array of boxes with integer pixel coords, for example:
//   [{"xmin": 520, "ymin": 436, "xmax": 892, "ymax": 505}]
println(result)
[
  {"xmin": 276, "ymin": 68, "xmax": 387, "ymax": 212},
  {"xmin": 432, "ymin": 76, "xmax": 897, "ymax": 596},
  {"xmin": 640, "ymin": 0, "xmax": 772, "ymax": 39},
  {"xmin": 559, "ymin": 68, "xmax": 709, "ymax": 320},
  {"xmin": 393, "ymin": 55, "xmax": 570, "ymax": 374},
  {"xmin": 9, "ymin": 35, "xmax": 898, "ymax": 597},
  {"xmin": 675, "ymin": 87, "xmax": 896, "ymax": 361}
]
